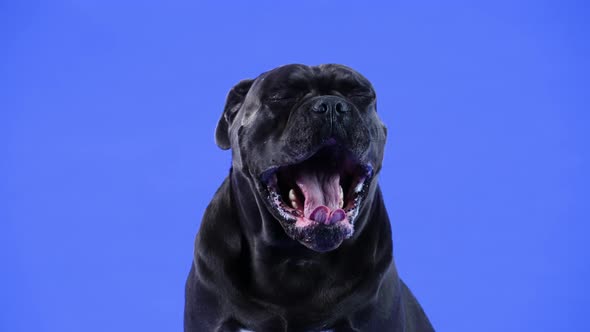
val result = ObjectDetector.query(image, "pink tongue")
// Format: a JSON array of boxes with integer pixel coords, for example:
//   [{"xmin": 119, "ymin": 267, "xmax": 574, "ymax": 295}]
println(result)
[
  {"xmin": 309, "ymin": 206, "xmax": 330, "ymax": 223},
  {"xmin": 309, "ymin": 207, "xmax": 346, "ymax": 225},
  {"xmin": 295, "ymin": 169, "xmax": 346, "ymax": 224}
]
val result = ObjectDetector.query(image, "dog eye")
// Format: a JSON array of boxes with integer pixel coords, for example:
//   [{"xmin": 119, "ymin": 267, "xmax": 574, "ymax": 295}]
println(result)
[
  {"xmin": 265, "ymin": 92, "xmax": 300, "ymax": 105},
  {"xmin": 349, "ymin": 94, "xmax": 375, "ymax": 105},
  {"xmin": 266, "ymin": 96, "xmax": 297, "ymax": 105}
]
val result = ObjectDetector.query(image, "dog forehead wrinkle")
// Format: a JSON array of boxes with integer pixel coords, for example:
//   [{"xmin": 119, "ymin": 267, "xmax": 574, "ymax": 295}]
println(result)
[
  {"xmin": 315, "ymin": 64, "xmax": 374, "ymax": 92},
  {"xmin": 237, "ymin": 98, "xmax": 262, "ymax": 128},
  {"xmin": 259, "ymin": 70, "xmax": 313, "ymax": 96},
  {"xmin": 287, "ymin": 69, "xmax": 313, "ymax": 86}
]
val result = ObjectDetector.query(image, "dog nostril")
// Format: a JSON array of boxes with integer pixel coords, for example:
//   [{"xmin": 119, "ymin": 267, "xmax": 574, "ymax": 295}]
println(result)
[
  {"xmin": 314, "ymin": 102, "xmax": 329, "ymax": 113},
  {"xmin": 335, "ymin": 102, "xmax": 348, "ymax": 113}
]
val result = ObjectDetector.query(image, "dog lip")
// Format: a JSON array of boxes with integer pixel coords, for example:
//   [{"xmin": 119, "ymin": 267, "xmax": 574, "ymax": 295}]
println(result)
[
  {"xmin": 257, "ymin": 143, "xmax": 375, "ymax": 249},
  {"xmin": 260, "ymin": 152, "xmax": 374, "ymax": 252},
  {"xmin": 261, "ymin": 164, "xmax": 374, "ymax": 224},
  {"xmin": 325, "ymin": 137, "xmax": 338, "ymax": 145},
  {"xmin": 261, "ymin": 167, "xmax": 279, "ymax": 185},
  {"xmin": 259, "ymin": 143, "xmax": 371, "ymax": 185},
  {"xmin": 261, "ymin": 161, "xmax": 372, "ymax": 184},
  {"xmin": 364, "ymin": 163, "xmax": 374, "ymax": 178}
]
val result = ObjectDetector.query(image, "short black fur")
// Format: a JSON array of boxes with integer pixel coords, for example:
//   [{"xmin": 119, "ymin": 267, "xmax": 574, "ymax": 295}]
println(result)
[{"xmin": 185, "ymin": 64, "xmax": 434, "ymax": 332}]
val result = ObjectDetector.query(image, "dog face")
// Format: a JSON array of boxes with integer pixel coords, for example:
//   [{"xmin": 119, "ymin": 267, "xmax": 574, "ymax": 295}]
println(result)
[{"xmin": 216, "ymin": 64, "xmax": 387, "ymax": 252}]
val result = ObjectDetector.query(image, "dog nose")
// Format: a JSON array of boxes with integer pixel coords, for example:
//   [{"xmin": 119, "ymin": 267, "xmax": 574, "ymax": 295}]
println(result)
[{"xmin": 311, "ymin": 96, "xmax": 350, "ymax": 114}]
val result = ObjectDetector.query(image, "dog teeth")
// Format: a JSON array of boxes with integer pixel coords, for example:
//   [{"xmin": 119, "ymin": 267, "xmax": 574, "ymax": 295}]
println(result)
[
  {"xmin": 338, "ymin": 185, "xmax": 344, "ymax": 208},
  {"xmin": 289, "ymin": 189, "xmax": 299, "ymax": 209},
  {"xmin": 354, "ymin": 181, "xmax": 364, "ymax": 193},
  {"xmin": 289, "ymin": 189, "xmax": 296, "ymax": 201}
]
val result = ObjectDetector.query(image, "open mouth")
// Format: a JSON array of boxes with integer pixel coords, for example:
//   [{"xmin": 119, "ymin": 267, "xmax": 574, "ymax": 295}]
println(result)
[{"xmin": 261, "ymin": 145, "xmax": 373, "ymax": 235}]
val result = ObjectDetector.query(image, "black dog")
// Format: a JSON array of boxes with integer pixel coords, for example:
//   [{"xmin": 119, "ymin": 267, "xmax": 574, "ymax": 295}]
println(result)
[{"xmin": 184, "ymin": 64, "xmax": 434, "ymax": 332}]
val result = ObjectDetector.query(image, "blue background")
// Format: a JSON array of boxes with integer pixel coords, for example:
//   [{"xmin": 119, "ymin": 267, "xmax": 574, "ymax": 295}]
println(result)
[{"xmin": 2, "ymin": 1, "xmax": 588, "ymax": 331}]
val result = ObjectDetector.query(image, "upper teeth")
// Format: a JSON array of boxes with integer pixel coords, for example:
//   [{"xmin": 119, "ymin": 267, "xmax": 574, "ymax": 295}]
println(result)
[
  {"xmin": 288, "ymin": 186, "xmax": 345, "ymax": 210},
  {"xmin": 354, "ymin": 180, "xmax": 364, "ymax": 193}
]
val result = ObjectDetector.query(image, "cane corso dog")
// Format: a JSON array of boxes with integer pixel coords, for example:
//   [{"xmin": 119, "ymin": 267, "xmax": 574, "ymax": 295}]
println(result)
[{"xmin": 184, "ymin": 64, "xmax": 433, "ymax": 332}]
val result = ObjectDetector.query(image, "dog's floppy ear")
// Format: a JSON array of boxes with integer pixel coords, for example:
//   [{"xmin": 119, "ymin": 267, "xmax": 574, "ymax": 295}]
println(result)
[{"xmin": 215, "ymin": 79, "xmax": 254, "ymax": 150}]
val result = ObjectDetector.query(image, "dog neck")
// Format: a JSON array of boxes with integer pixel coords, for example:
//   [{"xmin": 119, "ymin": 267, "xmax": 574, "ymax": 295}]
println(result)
[{"xmin": 209, "ymin": 168, "xmax": 401, "ymax": 331}]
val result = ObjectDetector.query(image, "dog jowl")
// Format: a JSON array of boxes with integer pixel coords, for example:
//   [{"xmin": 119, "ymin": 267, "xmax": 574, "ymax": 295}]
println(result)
[{"xmin": 184, "ymin": 64, "xmax": 434, "ymax": 332}]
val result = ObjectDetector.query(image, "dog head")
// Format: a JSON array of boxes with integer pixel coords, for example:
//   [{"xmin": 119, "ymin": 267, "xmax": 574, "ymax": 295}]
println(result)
[{"xmin": 215, "ymin": 64, "xmax": 387, "ymax": 252}]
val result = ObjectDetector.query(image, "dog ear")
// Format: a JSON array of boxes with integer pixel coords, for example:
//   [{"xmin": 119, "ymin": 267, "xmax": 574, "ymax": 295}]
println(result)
[{"xmin": 215, "ymin": 79, "xmax": 254, "ymax": 150}]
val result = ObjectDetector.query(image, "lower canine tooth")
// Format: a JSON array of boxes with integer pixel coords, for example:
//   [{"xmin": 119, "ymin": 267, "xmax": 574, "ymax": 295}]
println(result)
[
  {"xmin": 338, "ymin": 185, "xmax": 344, "ymax": 208},
  {"xmin": 288, "ymin": 189, "xmax": 299, "ymax": 209}
]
